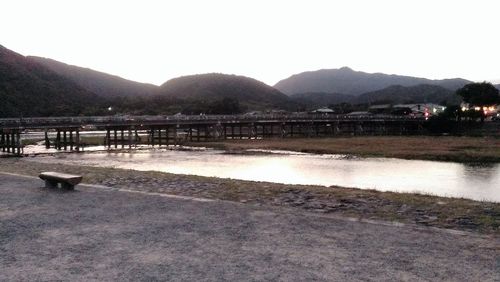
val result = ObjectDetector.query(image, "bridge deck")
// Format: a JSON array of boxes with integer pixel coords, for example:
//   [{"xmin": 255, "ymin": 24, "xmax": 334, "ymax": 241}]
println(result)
[{"xmin": 0, "ymin": 114, "xmax": 424, "ymax": 130}]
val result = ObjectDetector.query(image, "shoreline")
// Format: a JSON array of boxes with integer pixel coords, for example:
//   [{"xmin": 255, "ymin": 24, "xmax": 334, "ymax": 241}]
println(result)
[
  {"xmin": 1, "ymin": 158, "xmax": 498, "ymax": 235},
  {"xmin": 12, "ymin": 135, "xmax": 500, "ymax": 163},
  {"xmin": 185, "ymin": 136, "xmax": 500, "ymax": 163}
]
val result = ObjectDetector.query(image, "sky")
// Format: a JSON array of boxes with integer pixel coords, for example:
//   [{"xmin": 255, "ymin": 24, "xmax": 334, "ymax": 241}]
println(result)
[{"xmin": 2, "ymin": 0, "xmax": 500, "ymax": 86}]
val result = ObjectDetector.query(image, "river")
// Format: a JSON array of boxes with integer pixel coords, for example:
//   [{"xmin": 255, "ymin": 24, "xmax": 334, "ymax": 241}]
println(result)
[{"xmin": 24, "ymin": 147, "xmax": 500, "ymax": 202}]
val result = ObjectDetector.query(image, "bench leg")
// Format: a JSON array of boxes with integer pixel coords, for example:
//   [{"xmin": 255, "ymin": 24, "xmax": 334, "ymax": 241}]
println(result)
[
  {"xmin": 45, "ymin": 180, "xmax": 58, "ymax": 188},
  {"xmin": 61, "ymin": 183, "xmax": 74, "ymax": 190}
]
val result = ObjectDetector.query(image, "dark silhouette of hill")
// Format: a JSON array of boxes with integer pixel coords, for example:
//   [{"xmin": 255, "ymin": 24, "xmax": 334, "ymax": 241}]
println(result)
[
  {"xmin": 290, "ymin": 92, "xmax": 354, "ymax": 109},
  {"xmin": 29, "ymin": 56, "xmax": 158, "ymax": 98},
  {"xmin": 1, "ymin": 45, "xmax": 295, "ymax": 116},
  {"xmin": 274, "ymin": 67, "xmax": 471, "ymax": 95},
  {"xmin": 291, "ymin": 84, "xmax": 462, "ymax": 110},
  {"xmin": 157, "ymin": 73, "xmax": 296, "ymax": 113},
  {"xmin": 0, "ymin": 45, "xmax": 103, "ymax": 118},
  {"xmin": 355, "ymin": 84, "xmax": 460, "ymax": 105},
  {"xmin": 0, "ymin": 44, "xmax": 478, "ymax": 117},
  {"xmin": 495, "ymin": 84, "xmax": 500, "ymax": 90}
]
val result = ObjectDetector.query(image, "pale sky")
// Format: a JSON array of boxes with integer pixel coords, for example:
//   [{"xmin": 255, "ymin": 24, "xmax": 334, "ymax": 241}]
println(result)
[{"xmin": 2, "ymin": 0, "xmax": 499, "ymax": 86}]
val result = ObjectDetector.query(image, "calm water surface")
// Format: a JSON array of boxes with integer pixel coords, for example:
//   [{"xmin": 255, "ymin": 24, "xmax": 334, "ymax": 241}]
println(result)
[{"xmin": 29, "ymin": 149, "xmax": 500, "ymax": 202}]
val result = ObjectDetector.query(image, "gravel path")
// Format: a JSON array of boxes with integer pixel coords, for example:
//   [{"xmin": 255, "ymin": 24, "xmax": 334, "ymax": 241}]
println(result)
[{"xmin": 1, "ymin": 173, "xmax": 498, "ymax": 281}]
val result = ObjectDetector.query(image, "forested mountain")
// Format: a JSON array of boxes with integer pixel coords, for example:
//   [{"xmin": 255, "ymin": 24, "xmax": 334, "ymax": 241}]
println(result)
[
  {"xmin": 0, "ymin": 45, "xmax": 297, "ymax": 116},
  {"xmin": 29, "ymin": 56, "xmax": 158, "ymax": 98},
  {"xmin": 291, "ymin": 84, "xmax": 462, "ymax": 110},
  {"xmin": 290, "ymin": 92, "xmax": 354, "ymax": 109},
  {"xmin": 0, "ymin": 45, "xmax": 103, "ymax": 117},
  {"xmin": 355, "ymin": 84, "xmax": 460, "ymax": 105},
  {"xmin": 274, "ymin": 67, "xmax": 470, "ymax": 95},
  {"xmin": 157, "ymin": 73, "xmax": 297, "ymax": 113}
]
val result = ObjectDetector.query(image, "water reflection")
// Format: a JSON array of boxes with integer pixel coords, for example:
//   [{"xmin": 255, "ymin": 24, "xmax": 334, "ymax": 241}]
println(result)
[
  {"xmin": 462, "ymin": 162, "xmax": 498, "ymax": 179},
  {"xmin": 27, "ymin": 149, "xmax": 500, "ymax": 202}
]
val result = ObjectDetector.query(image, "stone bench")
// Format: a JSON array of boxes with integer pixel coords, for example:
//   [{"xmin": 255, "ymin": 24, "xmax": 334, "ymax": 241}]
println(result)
[{"xmin": 39, "ymin": 172, "xmax": 83, "ymax": 190}]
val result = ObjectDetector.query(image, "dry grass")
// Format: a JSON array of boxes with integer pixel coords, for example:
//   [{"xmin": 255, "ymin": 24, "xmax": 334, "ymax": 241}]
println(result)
[{"xmin": 189, "ymin": 136, "xmax": 500, "ymax": 162}]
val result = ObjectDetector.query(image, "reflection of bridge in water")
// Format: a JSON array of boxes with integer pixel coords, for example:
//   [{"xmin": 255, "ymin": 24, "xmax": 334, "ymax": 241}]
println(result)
[{"xmin": 0, "ymin": 114, "xmax": 425, "ymax": 156}]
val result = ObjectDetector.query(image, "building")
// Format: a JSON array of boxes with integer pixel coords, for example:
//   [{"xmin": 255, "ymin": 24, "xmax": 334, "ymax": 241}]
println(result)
[
  {"xmin": 311, "ymin": 107, "xmax": 335, "ymax": 114},
  {"xmin": 393, "ymin": 103, "xmax": 446, "ymax": 117},
  {"xmin": 368, "ymin": 104, "xmax": 392, "ymax": 114},
  {"xmin": 460, "ymin": 103, "xmax": 499, "ymax": 118}
]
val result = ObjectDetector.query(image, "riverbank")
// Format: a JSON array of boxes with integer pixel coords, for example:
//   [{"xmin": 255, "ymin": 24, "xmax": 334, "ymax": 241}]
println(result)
[
  {"xmin": 1, "ymin": 158, "xmax": 498, "ymax": 234},
  {"xmin": 185, "ymin": 136, "xmax": 500, "ymax": 163}
]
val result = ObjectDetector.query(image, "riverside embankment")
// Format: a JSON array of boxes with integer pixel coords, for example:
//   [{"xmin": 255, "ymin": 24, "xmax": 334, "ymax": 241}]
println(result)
[{"xmin": 1, "ymin": 158, "xmax": 498, "ymax": 234}]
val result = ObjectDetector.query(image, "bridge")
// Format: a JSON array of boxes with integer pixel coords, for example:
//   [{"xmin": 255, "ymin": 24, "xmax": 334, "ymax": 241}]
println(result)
[{"xmin": 0, "ymin": 114, "xmax": 426, "ymax": 156}]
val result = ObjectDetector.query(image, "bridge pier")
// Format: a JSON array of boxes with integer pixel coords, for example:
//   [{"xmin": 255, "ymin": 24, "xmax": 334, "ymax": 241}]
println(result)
[
  {"xmin": 0, "ymin": 129, "xmax": 22, "ymax": 156},
  {"xmin": 44, "ymin": 130, "xmax": 50, "ymax": 148},
  {"xmin": 47, "ymin": 128, "xmax": 80, "ymax": 151},
  {"xmin": 105, "ymin": 127, "xmax": 134, "ymax": 150},
  {"xmin": 105, "ymin": 129, "xmax": 111, "ymax": 149},
  {"xmin": 120, "ymin": 130, "xmax": 124, "ymax": 149},
  {"xmin": 249, "ymin": 123, "xmax": 254, "ymax": 139},
  {"xmin": 143, "ymin": 126, "xmax": 184, "ymax": 148},
  {"xmin": 128, "ymin": 127, "xmax": 132, "ymax": 149},
  {"xmin": 63, "ymin": 131, "xmax": 68, "ymax": 150},
  {"xmin": 55, "ymin": 130, "xmax": 60, "ymax": 149},
  {"xmin": 1, "ymin": 132, "xmax": 5, "ymax": 152},
  {"xmin": 263, "ymin": 124, "xmax": 269, "ymax": 138},
  {"xmin": 76, "ymin": 129, "xmax": 80, "ymax": 151}
]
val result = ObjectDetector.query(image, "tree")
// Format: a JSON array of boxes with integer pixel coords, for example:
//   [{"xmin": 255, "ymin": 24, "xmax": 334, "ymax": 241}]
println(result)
[
  {"xmin": 207, "ymin": 97, "xmax": 242, "ymax": 115},
  {"xmin": 329, "ymin": 102, "xmax": 354, "ymax": 114},
  {"xmin": 456, "ymin": 82, "xmax": 500, "ymax": 121},
  {"xmin": 457, "ymin": 82, "xmax": 500, "ymax": 107},
  {"xmin": 439, "ymin": 105, "xmax": 461, "ymax": 121}
]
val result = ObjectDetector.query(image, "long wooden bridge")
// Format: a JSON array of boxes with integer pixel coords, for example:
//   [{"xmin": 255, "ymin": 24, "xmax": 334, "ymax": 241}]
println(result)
[{"xmin": 0, "ymin": 114, "xmax": 426, "ymax": 156}]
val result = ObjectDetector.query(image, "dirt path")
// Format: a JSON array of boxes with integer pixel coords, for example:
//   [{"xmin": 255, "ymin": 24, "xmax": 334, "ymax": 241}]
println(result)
[{"xmin": 1, "ymin": 174, "xmax": 498, "ymax": 281}]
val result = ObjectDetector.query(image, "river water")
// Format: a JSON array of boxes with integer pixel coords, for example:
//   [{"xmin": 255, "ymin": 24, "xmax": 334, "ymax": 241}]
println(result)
[{"xmin": 26, "ymin": 148, "xmax": 500, "ymax": 202}]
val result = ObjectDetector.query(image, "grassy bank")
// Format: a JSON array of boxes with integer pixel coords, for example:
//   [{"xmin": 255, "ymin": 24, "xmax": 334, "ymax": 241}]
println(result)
[
  {"xmin": 187, "ymin": 136, "xmax": 500, "ymax": 163},
  {"xmin": 0, "ymin": 158, "xmax": 498, "ymax": 234}
]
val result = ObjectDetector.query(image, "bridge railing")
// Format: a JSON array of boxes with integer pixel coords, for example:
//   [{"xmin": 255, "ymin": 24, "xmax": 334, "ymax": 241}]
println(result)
[{"xmin": 0, "ymin": 113, "xmax": 424, "ymax": 128}]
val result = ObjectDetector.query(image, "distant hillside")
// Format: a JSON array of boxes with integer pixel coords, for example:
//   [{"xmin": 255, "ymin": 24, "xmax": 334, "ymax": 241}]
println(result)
[
  {"xmin": 495, "ymin": 84, "xmax": 500, "ymax": 90},
  {"xmin": 0, "ymin": 45, "xmax": 102, "ymax": 118},
  {"xmin": 290, "ymin": 84, "xmax": 462, "ymax": 110},
  {"xmin": 29, "ymin": 56, "xmax": 158, "ymax": 98},
  {"xmin": 274, "ymin": 67, "xmax": 470, "ymax": 95},
  {"xmin": 356, "ymin": 84, "xmax": 460, "ymax": 105},
  {"xmin": 290, "ymin": 92, "xmax": 354, "ymax": 109},
  {"xmin": 158, "ymin": 73, "xmax": 296, "ymax": 113}
]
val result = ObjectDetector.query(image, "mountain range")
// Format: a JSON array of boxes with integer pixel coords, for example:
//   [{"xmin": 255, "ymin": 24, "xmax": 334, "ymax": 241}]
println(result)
[
  {"xmin": 1, "ymin": 44, "xmax": 492, "ymax": 117},
  {"xmin": 0, "ymin": 45, "xmax": 295, "ymax": 117},
  {"xmin": 274, "ymin": 67, "xmax": 471, "ymax": 96},
  {"xmin": 289, "ymin": 84, "xmax": 460, "ymax": 109}
]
